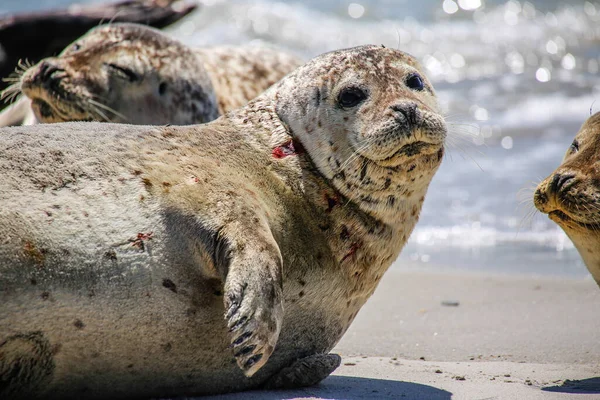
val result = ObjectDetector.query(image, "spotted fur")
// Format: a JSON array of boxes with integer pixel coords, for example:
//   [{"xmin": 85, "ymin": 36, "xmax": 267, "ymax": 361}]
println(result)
[{"xmin": 0, "ymin": 45, "xmax": 445, "ymax": 399}]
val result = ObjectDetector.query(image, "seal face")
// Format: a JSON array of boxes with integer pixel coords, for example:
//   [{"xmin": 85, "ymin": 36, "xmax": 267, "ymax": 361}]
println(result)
[
  {"xmin": 10, "ymin": 23, "xmax": 300, "ymax": 125},
  {"xmin": 0, "ymin": 45, "xmax": 446, "ymax": 399},
  {"xmin": 534, "ymin": 112, "xmax": 600, "ymax": 286}
]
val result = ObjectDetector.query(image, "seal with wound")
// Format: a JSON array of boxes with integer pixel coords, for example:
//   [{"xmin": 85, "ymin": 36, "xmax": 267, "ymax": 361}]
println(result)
[
  {"xmin": 534, "ymin": 112, "xmax": 600, "ymax": 287},
  {"xmin": 1, "ymin": 22, "xmax": 301, "ymax": 125},
  {"xmin": 0, "ymin": 45, "xmax": 446, "ymax": 399}
]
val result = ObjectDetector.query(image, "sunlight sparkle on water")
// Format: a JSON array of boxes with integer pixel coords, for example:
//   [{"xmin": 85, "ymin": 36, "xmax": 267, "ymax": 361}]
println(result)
[
  {"xmin": 561, "ymin": 53, "xmax": 576, "ymax": 70},
  {"xmin": 457, "ymin": 0, "xmax": 481, "ymax": 11},
  {"xmin": 442, "ymin": 0, "xmax": 459, "ymax": 14},
  {"xmin": 584, "ymin": 1, "xmax": 597, "ymax": 16},
  {"xmin": 501, "ymin": 136, "xmax": 513, "ymax": 150},
  {"xmin": 348, "ymin": 3, "xmax": 365, "ymax": 19},
  {"xmin": 472, "ymin": 106, "xmax": 489, "ymax": 121},
  {"xmin": 505, "ymin": 51, "xmax": 524, "ymax": 74},
  {"xmin": 545, "ymin": 40, "xmax": 558, "ymax": 54},
  {"xmin": 450, "ymin": 53, "xmax": 466, "ymax": 68},
  {"xmin": 535, "ymin": 67, "xmax": 551, "ymax": 82}
]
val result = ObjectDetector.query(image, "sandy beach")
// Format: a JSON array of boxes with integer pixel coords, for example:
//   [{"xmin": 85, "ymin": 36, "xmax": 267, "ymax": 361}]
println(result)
[{"xmin": 202, "ymin": 268, "xmax": 600, "ymax": 399}]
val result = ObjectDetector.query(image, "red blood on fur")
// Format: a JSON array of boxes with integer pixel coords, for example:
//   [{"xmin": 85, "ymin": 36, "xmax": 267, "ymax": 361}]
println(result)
[
  {"xmin": 272, "ymin": 139, "xmax": 305, "ymax": 159},
  {"xmin": 341, "ymin": 242, "xmax": 362, "ymax": 263}
]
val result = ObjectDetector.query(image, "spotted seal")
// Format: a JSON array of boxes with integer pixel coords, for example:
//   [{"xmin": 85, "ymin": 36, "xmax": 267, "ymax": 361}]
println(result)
[
  {"xmin": 0, "ymin": 45, "xmax": 446, "ymax": 399},
  {"xmin": 1, "ymin": 22, "xmax": 300, "ymax": 125},
  {"xmin": 534, "ymin": 112, "xmax": 600, "ymax": 286}
]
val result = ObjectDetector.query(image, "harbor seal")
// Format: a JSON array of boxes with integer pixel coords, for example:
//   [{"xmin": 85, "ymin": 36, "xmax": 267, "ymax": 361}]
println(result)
[
  {"xmin": 1, "ymin": 22, "xmax": 300, "ymax": 125},
  {"xmin": 534, "ymin": 112, "xmax": 600, "ymax": 286},
  {"xmin": 0, "ymin": 45, "xmax": 446, "ymax": 399}
]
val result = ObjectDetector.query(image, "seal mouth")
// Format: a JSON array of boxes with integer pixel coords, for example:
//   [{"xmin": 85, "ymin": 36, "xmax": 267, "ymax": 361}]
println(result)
[
  {"xmin": 391, "ymin": 141, "xmax": 433, "ymax": 158},
  {"xmin": 371, "ymin": 140, "xmax": 442, "ymax": 167},
  {"xmin": 548, "ymin": 209, "xmax": 600, "ymax": 231}
]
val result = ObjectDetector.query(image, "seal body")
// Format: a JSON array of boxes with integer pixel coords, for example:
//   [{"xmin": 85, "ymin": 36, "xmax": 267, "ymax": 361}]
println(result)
[
  {"xmin": 1, "ymin": 23, "xmax": 301, "ymax": 126},
  {"xmin": 0, "ymin": 45, "xmax": 446, "ymax": 399},
  {"xmin": 534, "ymin": 112, "xmax": 600, "ymax": 286}
]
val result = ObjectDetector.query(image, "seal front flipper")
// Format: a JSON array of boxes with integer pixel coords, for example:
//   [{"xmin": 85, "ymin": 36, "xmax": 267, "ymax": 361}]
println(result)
[
  {"xmin": 263, "ymin": 353, "xmax": 342, "ymax": 389},
  {"xmin": 217, "ymin": 220, "xmax": 284, "ymax": 377}
]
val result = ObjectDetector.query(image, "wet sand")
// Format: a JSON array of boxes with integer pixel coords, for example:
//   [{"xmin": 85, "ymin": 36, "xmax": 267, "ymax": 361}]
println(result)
[{"xmin": 202, "ymin": 269, "xmax": 600, "ymax": 399}]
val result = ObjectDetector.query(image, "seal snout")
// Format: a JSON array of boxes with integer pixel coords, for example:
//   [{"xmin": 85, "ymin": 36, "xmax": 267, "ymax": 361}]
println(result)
[
  {"xmin": 533, "ymin": 168, "xmax": 600, "ymax": 230},
  {"xmin": 534, "ymin": 170, "xmax": 578, "ymax": 213},
  {"xmin": 24, "ymin": 59, "xmax": 66, "ymax": 93}
]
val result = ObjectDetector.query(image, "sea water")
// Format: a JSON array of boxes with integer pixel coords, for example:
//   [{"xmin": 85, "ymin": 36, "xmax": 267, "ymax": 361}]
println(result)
[{"xmin": 3, "ymin": 0, "xmax": 599, "ymax": 278}]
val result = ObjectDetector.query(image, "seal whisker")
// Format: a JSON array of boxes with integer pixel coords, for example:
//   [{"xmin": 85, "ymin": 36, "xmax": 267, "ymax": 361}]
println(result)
[
  {"xmin": 517, "ymin": 183, "xmax": 540, "ymax": 203},
  {"xmin": 87, "ymin": 103, "xmax": 111, "ymax": 122},
  {"xmin": 444, "ymin": 136, "xmax": 485, "ymax": 171},
  {"xmin": 1, "ymin": 61, "xmax": 27, "ymax": 105},
  {"xmin": 339, "ymin": 138, "xmax": 377, "ymax": 172},
  {"xmin": 515, "ymin": 204, "xmax": 540, "ymax": 237},
  {"xmin": 88, "ymin": 98, "xmax": 127, "ymax": 121},
  {"xmin": 0, "ymin": 83, "xmax": 22, "ymax": 105}
]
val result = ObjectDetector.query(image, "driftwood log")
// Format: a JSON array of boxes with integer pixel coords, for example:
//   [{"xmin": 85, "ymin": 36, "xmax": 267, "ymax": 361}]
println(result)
[{"xmin": 0, "ymin": 0, "xmax": 197, "ymax": 109}]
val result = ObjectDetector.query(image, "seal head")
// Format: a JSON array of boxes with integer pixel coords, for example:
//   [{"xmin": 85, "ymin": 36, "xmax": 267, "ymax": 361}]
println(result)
[
  {"xmin": 273, "ymin": 45, "xmax": 445, "ymax": 221},
  {"xmin": 534, "ymin": 112, "xmax": 600, "ymax": 285},
  {"xmin": 18, "ymin": 23, "xmax": 219, "ymax": 125}
]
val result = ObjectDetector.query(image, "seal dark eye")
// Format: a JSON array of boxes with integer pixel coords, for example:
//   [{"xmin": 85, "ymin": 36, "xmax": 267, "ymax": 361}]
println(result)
[
  {"xmin": 570, "ymin": 139, "xmax": 579, "ymax": 153},
  {"xmin": 338, "ymin": 87, "xmax": 367, "ymax": 108},
  {"xmin": 105, "ymin": 63, "xmax": 139, "ymax": 82},
  {"xmin": 406, "ymin": 73, "xmax": 425, "ymax": 91}
]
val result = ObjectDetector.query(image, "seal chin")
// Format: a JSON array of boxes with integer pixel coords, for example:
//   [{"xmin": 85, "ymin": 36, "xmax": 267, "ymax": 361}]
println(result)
[
  {"xmin": 30, "ymin": 97, "xmax": 86, "ymax": 123},
  {"xmin": 31, "ymin": 99, "xmax": 56, "ymax": 120},
  {"xmin": 548, "ymin": 209, "xmax": 600, "ymax": 232},
  {"xmin": 27, "ymin": 89, "xmax": 91, "ymax": 122}
]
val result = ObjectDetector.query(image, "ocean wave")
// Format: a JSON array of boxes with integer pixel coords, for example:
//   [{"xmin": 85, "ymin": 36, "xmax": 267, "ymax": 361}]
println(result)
[{"xmin": 408, "ymin": 224, "xmax": 574, "ymax": 250}]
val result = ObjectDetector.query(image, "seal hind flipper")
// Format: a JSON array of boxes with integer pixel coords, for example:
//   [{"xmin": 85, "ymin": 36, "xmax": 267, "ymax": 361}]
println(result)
[
  {"xmin": 0, "ymin": 331, "xmax": 55, "ymax": 399},
  {"xmin": 263, "ymin": 353, "xmax": 342, "ymax": 389}
]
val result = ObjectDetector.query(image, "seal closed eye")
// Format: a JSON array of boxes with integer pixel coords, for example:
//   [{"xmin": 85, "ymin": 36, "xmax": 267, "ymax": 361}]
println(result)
[{"xmin": 0, "ymin": 44, "xmax": 446, "ymax": 399}]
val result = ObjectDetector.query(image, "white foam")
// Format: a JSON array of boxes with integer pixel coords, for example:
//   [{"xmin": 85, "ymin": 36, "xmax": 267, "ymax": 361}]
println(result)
[{"xmin": 409, "ymin": 224, "xmax": 574, "ymax": 251}]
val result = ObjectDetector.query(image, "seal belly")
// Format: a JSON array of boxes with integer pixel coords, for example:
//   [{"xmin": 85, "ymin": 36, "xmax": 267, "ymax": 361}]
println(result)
[
  {"xmin": 0, "ymin": 187, "xmax": 232, "ymax": 398},
  {"xmin": 0, "ymin": 228, "xmax": 236, "ymax": 398}
]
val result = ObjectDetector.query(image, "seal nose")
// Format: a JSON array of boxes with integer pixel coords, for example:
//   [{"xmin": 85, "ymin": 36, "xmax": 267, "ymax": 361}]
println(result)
[
  {"xmin": 36, "ymin": 60, "xmax": 65, "ymax": 85},
  {"xmin": 548, "ymin": 172, "xmax": 576, "ymax": 195},
  {"xmin": 391, "ymin": 103, "xmax": 420, "ymax": 127}
]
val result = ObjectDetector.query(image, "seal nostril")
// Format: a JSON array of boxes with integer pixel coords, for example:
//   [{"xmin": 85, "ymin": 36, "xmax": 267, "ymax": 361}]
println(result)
[
  {"xmin": 534, "ymin": 188, "xmax": 548, "ymax": 204},
  {"xmin": 391, "ymin": 103, "xmax": 419, "ymax": 126},
  {"xmin": 38, "ymin": 61, "xmax": 63, "ymax": 83},
  {"xmin": 549, "ymin": 173, "xmax": 577, "ymax": 194}
]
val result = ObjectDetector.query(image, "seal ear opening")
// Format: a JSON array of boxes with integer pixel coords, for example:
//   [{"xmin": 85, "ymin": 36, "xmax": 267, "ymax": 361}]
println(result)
[{"xmin": 159, "ymin": 82, "xmax": 168, "ymax": 96}]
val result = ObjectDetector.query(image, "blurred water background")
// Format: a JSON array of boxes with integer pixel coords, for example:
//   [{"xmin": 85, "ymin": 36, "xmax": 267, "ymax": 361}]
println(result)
[{"xmin": 3, "ymin": 0, "xmax": 600, "ymax": 278}]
